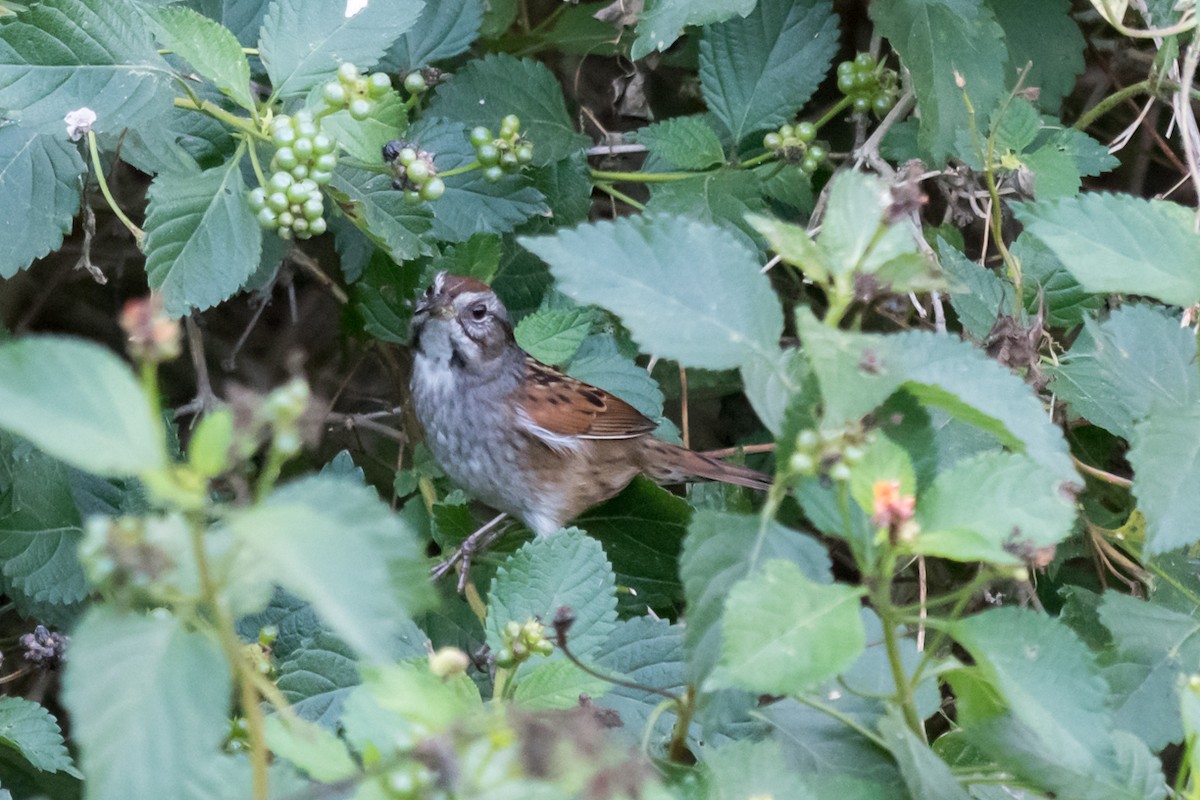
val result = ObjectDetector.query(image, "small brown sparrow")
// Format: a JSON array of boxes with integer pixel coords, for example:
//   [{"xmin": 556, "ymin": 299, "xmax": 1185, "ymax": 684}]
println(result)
[{"xmin": 409, "ymin": 272, "xmax": 771, "ymax": 538}]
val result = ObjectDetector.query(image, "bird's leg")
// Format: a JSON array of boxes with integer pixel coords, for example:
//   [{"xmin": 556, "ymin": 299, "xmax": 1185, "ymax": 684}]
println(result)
[{"xmin": 431, "ymin": 512, "xmax": 510, "ymax": 591}]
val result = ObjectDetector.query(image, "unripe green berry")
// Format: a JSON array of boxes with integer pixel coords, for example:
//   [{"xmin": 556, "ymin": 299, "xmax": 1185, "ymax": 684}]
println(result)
[
  {"xmin": 808, "ymin": 145, "xmax": 826, "ymax": 162},
  {"xmin": 312, "ymin": 133, "xmax": 335, "ymax": 155},
  {"xmin": 778, "ymin": 123, "xmax": 795, "ymax": 139},
  {"xmin": 533, "ymin": 639, "xmax": 554, "ymax": 656},
  {"xmin": 782, "ymin": 136, "xmax": 801, "ymax": 149},
  {"xmin": 322, "ymin": 82, "xmax": 347, "ymax": 107},
  {"xmin": 500, "ymin": 151, "xmax": 519, "ymax": 170},
  {"xmin": 515, "ymin": 144, "xmax": 534, "ymax": 164},
  {"xmin": 469, "ymin": 126, "xmax": 492, "ymax": 148},
  {"xmin": 291, "ymin": 217, "xmax": 309, "ymax": 234},
  {"xmin": 403, "ymin": 189, "xmax": 422, "ymax": 203},
  {"xmin": 873, "ymin": 94, "xmax": 895, "ymax": 116},
  {"xmin": 267, "ymin": 191, "xmax": 289, "ymax": 213},
  {"xmin": 272, "ymin": 147, "xmax": 297, "ymax": 170},
  {"xmin": 309, "ymin": 217, "xmax": 327, "ymax": 236},
  {"xmin": 789, "ymin": 452, "xmax": 815, "ymax": 473},
  {"xmin": 337, "ymin": 62, "xmax": 359, "ymax": 84},
  {"xmin": 348, "ymin": 98, "xmax": 371, "ymax": 120},
  {"xmin": 837, "ymin": 73, "xmax": 856, "ymax": 94},
  {"xmin": 796, "ymin": 122, "xmax": 817, "ymax": 142},
  {"xmin": 310, "ymin": 169, "xmax": 333, "ymax": 185},
  {"xmin": 842, "ymin": 445, "xmax": 865, "ymax": 465},
  {"xmin": 483, "ymin": 165, "xmax": 504, "ymax": 182},
  {"xmin": 406, "ymin": 160, "xmax": 430, "ymax": 183},
  {"xmin": 256, "ymin": 208, "xmax": 277, "ymax": 228},
  {"xmin": 853, "ymin": 96, "xmax": 872, "ymax": 114},
  {"xmin": 837, "ymin": 60, "xmax": 855, "ymax": 77},
  {"xmin": 303, "ymin": 198, "xmax": 323, "ymax": 221},
  {"xmin": 854, "ymin": 51, "xmax": 875, "ymax": 70},
  {"xmin": 801, "ymin": 155, "xmax": 820, "ymax": 173},
  {"xmin": 292, "ymin": 137, "xmax": 314, "ymax": 159},
  {"xmin": 268, "ymin": 173, "xmax": 292, "ymax": 193},
  {"xmin": 852, "ymin": 70, "xmax": 874, "ymax": 90},
  {"xmin": 290, "ymin": 164, "xmax": 309, "ymax": 180},
  {"xmin": 763, "ymin": 132, "xmax": 783, "ymax": 150},
  {"xmin": 500, "ymin": 114, "xmax": 520, "ymax": 137},
  {"xmin": 246, "ymin": 188, "xmax": 267, "ymax": 211},
  {"xmin": 797, "ymin": 430, "xmax": 819, "ymax": 450},
  {"xmin": 277, "ymin": 211, "xmax": 295, "ymax": 229},
  {"xmin": 286, "ymin": 182, "xmax": 309, "ymax": 204},
  {"xmin": 829, "ymin": 462, "xmax": 852, "ymax": 482},
  {"xmin": 315, "ymin": 153, "xmax": 337, "ymax": 172},
  {"xmin": 368, "ymin": 72, "xmax": 393, "ymax": 97},
  {"xmin": 420, "ymin": 176, "xmax": 445, "ymax": 200},
  {"xmin": 402, "ymin": 71, "xmax": 426, "ymax": 94},
  {"xmin": 397, "ymin": 147, "xmax": 417, "ymax": 166},
  {"xmin": 295, "ymin": 119, "xmax": 319, "ymax": 139},
  {"xmin": 476, "ymin": 143, "xmax": 500, "ymax": 166},
  {"xmin": 271, "ymin": 125, "xmax": 296, "ymax": 146}
]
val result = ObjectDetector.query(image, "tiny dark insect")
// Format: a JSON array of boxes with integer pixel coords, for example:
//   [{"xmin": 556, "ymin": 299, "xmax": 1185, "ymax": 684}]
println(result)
[{"xmin": 381, "ymin": 139, "xmax": 407, "ymax": 162}]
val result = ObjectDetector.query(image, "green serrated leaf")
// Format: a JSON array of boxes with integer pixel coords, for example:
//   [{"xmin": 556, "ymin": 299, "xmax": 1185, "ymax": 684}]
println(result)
[
  {"xmin": 258, "ymin": 0, "xmax": 423, "ymax": 97},
  {"xmin": 796, "ymin": 310, "xmax": 1075, "ymax": 482},
  {"xmin": 1013, "ymin": 193, "xmax": 1200, "ymax": 308},
  {"xmin": 1015, "ymin": 232, "xmax": 1102, "ymax": 328},
  {"xmin": 635, "ymin": 115, "xmax": 726, "ymax": 171},
  {"xmin": 704, "ymin": 739, "xmax": 815, "ymax": 799},
  {"xmin": 360, "ymin": 660, "xmax": 481, "ymax": 734},
  {"xmin": 0, "ymin": 697, "xmax": 80, "ymax": 777},
  {"xmin": 105, "ymin": 89, "xmax": 237, "ymax": 175},
  {"xmin": 62, "ymin": 607, "xmax": 232, "ymax": 799},
  {"xmin": 1129, "ymin": 407, "xmax": 1200, "ymax": 554},
  {"xmin": 529, "ymin": 151, "xmax": 592, "ymax": 227},
  {"xmin": 1051, "ymin": 304, "xmax": 1198, "ymax": 439},
  {"xmin": 352, "ymin": 250, "xmax": 422, "ymax": 344},
  {"xmin": 985, "ymin": 0, "xmax": 1085, "ymax": 113},
  {"xmin": 230, "ymin": 475, "xmax": 436, "ymax": 662},
  {"xmin": 711, "ymin": 559, "xmax": 864, "ymax": 695},
  {"xmin": 878, "ymin": 708, "xmax": 970, "ymax": 800},
  {"xmin": 514, "ymin": 306, "xmax": 593, "ymax": 365},
  {"xmin": 699, "ymin": 0, "xmax": 839, "ymax": 143},
  {"xmin": 936, "ymin": 238, "xmax": 1006, "ymax": 340},
  {"xmin": 485, "ymin": 529, "xmax": 617, "ymax": 659},
  {"xmin": 329, "ymin": 162, "xmax": 433, "ymax": 262},
  {"xmin": 992, "ymin": 98, "xmax": 1040, "ymax": 154},
  {"xmin": 872, "ymin": 0, "xmax": 1008, "ymax": 164},
  {"xmin": 0, "ymin": 126, "xmax": 84, "ymax": 278},
  {"xmin": 0, "ymin": 337, "xmax": 164, "ymax": 476},
  {"xmin": 277, "ymin": 632, "xmax": 361, "ymax": 728},
  {"xmin": 0, "ymin": 438, "xmax": 88, "ymax": 616},
  {"xmin": 646, "ymin": 169, "xmax": 767, "ymax": 255},
  {"xmin": 848, "ymin": 435, "xmax": 916, "ymax": 515},
  {"xmin": 427, "ymin": 53, "xmax": 588, "ymax": 165},
  {"xmin": 383, "ymin": 0, "xmax": 482, "ymax": 70},
  {"xmin": 951, "ymin": 608, "xmax": 1113, "ymax": 774},
  {"xmin": 185, "ymin": 0, "xmax": 272, "ymax": 47},
  {"xmin": 150, "ymin": 6, "xmax": 253, "ymax": 110},
  {"xmin": 818, "ymin": 171, "xmax": 921, "ymax": 278},
  {"xmin": 594, "ymin": 617, "xmax": 688, "ymax": 743},
  {"xmin": 512, "ymin": 660, "xmax": 610, "ymax": 710},
  {"xmin": 632, "ymin": 0, "xmax": 755, "ymax": 59},
  {"xmin": 406, "ymin": 117, "xmax": 548, "ymax": 242},
  {"xmin": 143, "ymin": 161, "xmax": 263, "ymax": 316},
  {"xmin": 264, "ymin": 714, "xmax": 357, "ymax": 783},
  {"xmin": 681, "ymin": 511, "xmax": 831, "ymax": 682},
  {"xmin": 0, "ymin": 0, "xmax": 173, "ymax": 134},
  {"xmin": 915, "ymin": 451, "xmax": 1077, "ymax": 564},
  {"xmin": 521, "ymin": 214, "xmax": 782, "ymax": 370},
  {"xmin": 576, "ymin": 477, "xmax": 689, "ymax": 614}
]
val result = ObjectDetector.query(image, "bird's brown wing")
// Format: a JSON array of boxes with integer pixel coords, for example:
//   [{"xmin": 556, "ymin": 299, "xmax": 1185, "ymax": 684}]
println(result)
[{"xmin": 514, "ymin": 356, "xmax": 655, "ymax": 441}]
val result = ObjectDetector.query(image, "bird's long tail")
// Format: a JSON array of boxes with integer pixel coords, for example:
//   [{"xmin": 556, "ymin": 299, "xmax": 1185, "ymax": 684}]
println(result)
[{"xmin": 641, "ymin": 440, "xmax": 773, "ymax": 491}]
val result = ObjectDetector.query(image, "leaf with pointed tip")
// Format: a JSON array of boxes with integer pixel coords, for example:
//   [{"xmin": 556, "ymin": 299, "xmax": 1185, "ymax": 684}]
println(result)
[
  {"xmin": 149, "ymin": 6, "xmax": 253, "ymax": 110},
  {"xmin": 383, "ymin": 0, "xmax": 482, "ymax": 70},
  {"xmin": 632, "ymin": 0, "xmax": 755, "ymax": 60},
  {"xmin": 0, "ymin": 127, "xmax": 84, "ymax": 278},
  {"xmin": 0, "ymin": 697, "xmax": 80, "ymax": 777}
]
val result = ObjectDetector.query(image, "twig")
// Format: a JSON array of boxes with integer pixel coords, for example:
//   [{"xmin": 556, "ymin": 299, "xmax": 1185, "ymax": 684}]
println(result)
[
  {"xmin": 1071, "ymin": 454, "xmax": 1133, "ymax": 488},
  {"xmin": 701, "ymin": 442, "xmax": 776, "ymax": 459}
]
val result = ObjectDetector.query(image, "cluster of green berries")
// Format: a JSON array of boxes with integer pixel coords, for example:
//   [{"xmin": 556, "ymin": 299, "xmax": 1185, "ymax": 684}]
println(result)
[
  {"xmin": 788, "ymin": 424, "xmax": 872, "ymax": 482},
  {"xmin": 837, "ymin": 52, "xmax": 899, "ymax": 117},
  {"xmin": 763, "ymin": 121, "xmax": 826, "ymax": 174},
  {"xmin": 248, "ymin": 172, "xmax": 326, "ymax": 239},
  {"xmin": 267, "ymin": 110, "xmax": 337, "ymax": 184},
  {"xmin": 320, "ymin": 62, "xmax": 393, "ymax": 120},
  {"xmin": 469, "ymin": 114, "xmax": 533, "ymax": 183},
  {"xmin": 382, "ymin": 763, "xmax": 439, "ymax": 800},
  {"xmin": 382, "ymin": 140, "xmax": 445, "ymax": 202},
  {"xmin": 494, "ymin": 618, "xmax": 554, "ymax": 668}
]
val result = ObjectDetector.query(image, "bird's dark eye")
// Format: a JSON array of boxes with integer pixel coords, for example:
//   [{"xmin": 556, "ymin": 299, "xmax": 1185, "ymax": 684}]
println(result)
[{"xmin": 470, "ymin": 303, "xmax": 488, "ymax": 320}]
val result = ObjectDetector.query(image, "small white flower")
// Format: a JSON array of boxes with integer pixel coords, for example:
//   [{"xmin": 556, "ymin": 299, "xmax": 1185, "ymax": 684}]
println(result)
[
  {"xmin": 344, "ymin": 0, "xmax": 368, "ymax": 16},
  {"xmin": 64, "ymin": 107, "xmax": 97, "ymax": 141}
]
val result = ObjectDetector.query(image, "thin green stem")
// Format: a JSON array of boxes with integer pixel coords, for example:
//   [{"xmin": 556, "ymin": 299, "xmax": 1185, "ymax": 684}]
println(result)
[
  {"xmin": 173, "ymin": 96, "xmax": 263, "ymax": 139},
  {"xmin": 87, "ymin": 132, "xmax": 144, "ymax": 245},
  {"xmin": 909, "ymin": 570, "xmax": 983, "ymax": 689},
  {"xmin": 741, "ymin": 151, "xmax": 777, "ymax": 168},
  {"xmin": 245, "ymin": 137, "xmax": 267, "ymax": 187},
  {"xmin": 254, "ymin": 443, "xmax": 287, "ymax": 502},
  {"xmin": 438, "ymin": 160, "xmax": 482, "ymax": 179},
  {"xmin": 784, "ymin": 696, "xmax": 889, "ymax": 749},
  {"xmin": 666, "ymin": 686, "xmax": 696, "ymax": 764},
  {"xmin": 964, "ymin": 85, "xmax": 1021, "ymax": 313},
  {"xmin": 594, "ymin": 182, "xmax": 646, "ymax": 211},
  {"xmin": 589, "ymin": 168, "xmax": 697, "ymax": 183},
  {"xmin": 1073, "ymin": 80, "xmax": 1152, "ymax": 131},
  {"xmin": 873, "ymin": 552, "xmax": 926, "ymax": 741},
  {"xmin": 814, "ymin": 95, "xmax": 854, "ymax": 130},
  {"xmin": 189, "ymin": 514, "xmax": 269, "ymax": 800},
  {"xmin": 242, "ymin": 48, "xmax": 259, "ymax": 56}
]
